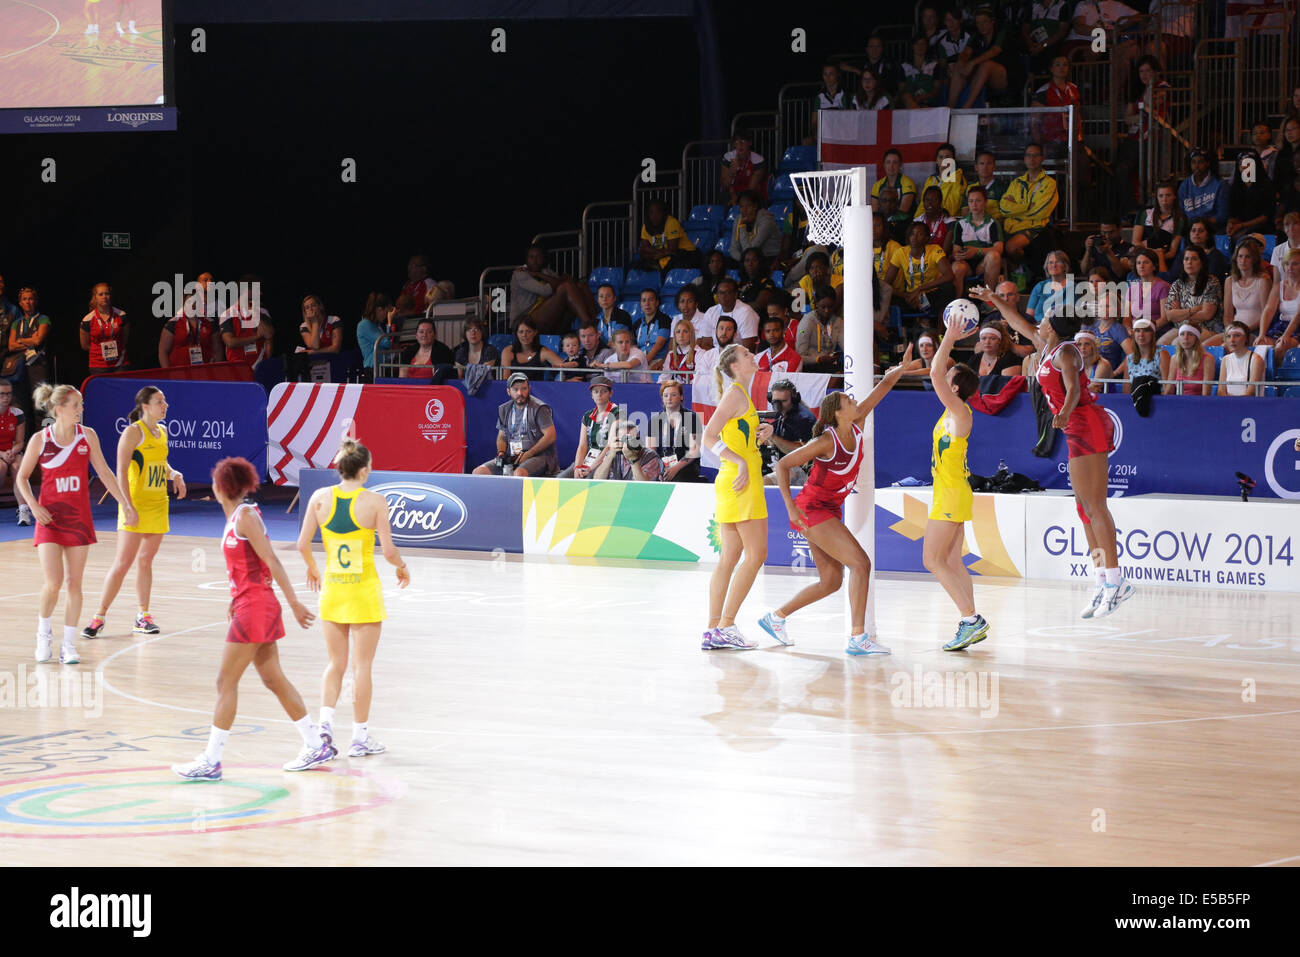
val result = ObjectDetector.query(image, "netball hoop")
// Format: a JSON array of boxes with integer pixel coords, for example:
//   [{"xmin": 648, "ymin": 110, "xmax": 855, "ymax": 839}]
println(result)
[{"xmin": 790, "ymin": 167, "xmax": 878, "ymax": 625}]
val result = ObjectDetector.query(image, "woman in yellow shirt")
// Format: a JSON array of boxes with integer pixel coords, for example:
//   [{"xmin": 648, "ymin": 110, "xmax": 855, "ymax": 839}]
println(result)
[{"xmin": 884, "ymin": 221, "xmax": 956, "ymax": 314}]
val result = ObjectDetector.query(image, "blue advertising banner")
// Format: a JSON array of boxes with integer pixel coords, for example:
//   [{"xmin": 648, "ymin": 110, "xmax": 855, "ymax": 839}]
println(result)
[
  {"xmin": 82, "ymin": 379, "xmax": 268, "ymax": 481},
  {"xmin": 299, "ymin": 469, "xmax": 524, "ymax": 554},
  {"xmin": 0, "ymin": 108, "xmax": 177, "ymax": 135}
]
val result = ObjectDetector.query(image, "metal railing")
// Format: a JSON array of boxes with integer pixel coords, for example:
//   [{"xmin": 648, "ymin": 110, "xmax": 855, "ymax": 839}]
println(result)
[
  {"xmin": 681, "ymin": 138, "xmax": 731, "ymax": 214},
  {"xmin": 776, "ymin": 82, "xmax": 821, "ymax": 154},
  {"xmin": 1191, "ymin": 39, "xmax": 1242, "ymax": 155},
  {"xmin": 731, "ymin": 111, "xmax": 779, "ymax": 175},
  {"xmin": 633, "ymin": 167, "xmax": 683, "ymax": 241},
  {"xmin": 1241, "ymin": 14, "xmax": 1295, "ymax": 135},
  {"xmin": 478, "ymin": 264, "xmax": 517, "ymax": 336},
  {"xmin": 581, "ymin": 200, "xmax": 634, "ymax": 277},
  {"xmin": 531, "ymin": 231, "xmax": 580, "ymax": 279},
  {"xmin": 1088, "ymin": 375, "xmax": 1297, "ymax": 397}
]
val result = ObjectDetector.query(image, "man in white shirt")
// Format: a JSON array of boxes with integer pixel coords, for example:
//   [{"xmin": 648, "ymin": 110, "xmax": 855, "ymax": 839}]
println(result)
[
  {"xmin": 1271, "ymin": 212, "xmax": 1300, "ymax": 276},
  {"xmin": 701, "ymin": 278, "xmax": 759, "ymax": 351},
  {"xmin": 600, "ymin": 328, "xmax": 651, "ymax": 383},
  {"xmin": 694, "ymin": 316, "xmax": 738, "ymax": 385}
]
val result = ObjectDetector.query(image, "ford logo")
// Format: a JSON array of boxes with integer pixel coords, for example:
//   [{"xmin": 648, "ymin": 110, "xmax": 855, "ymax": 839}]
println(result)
[{"xmin": 370, "ymin": 482, "xmax": 468, "ymax": 542}]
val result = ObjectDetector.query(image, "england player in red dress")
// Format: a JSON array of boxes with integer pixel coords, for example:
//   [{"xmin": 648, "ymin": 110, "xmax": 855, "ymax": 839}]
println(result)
[
  {"xmin": 759, "ymin": 347, "xmax": 914, "ymax": 655},
  {"xmin": 172, "ymin": 457, "xmax": 335, "ymax": 780},
  {"xmin": 13, "ymin": 385, "xmax": 135, "ymax": 665},
  {"xmin": 972, "ymin": 286, "xmax": 1135, "ymax": 618}
]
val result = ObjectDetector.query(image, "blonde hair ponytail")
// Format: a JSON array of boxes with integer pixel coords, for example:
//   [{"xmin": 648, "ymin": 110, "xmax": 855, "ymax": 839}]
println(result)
[
  {"xmin": 714, "ymin": 343, "xmax": 747, "ymax": 396},
  {"xmin": 34, "ymin": 383, "xmax": 78, "ymax": 413}
]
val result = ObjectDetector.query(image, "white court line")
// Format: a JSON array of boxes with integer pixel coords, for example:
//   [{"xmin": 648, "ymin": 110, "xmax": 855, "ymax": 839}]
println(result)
[
  {"xmin": 0, "ymin": 1, "xmax": 60, "ymax": 60},
  {"xmin": 1256, "ymin": 853, "xmax": 1300, "ymax": 867}
]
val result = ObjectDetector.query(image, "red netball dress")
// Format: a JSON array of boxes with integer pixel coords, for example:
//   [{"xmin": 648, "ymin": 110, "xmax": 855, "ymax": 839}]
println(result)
[
  {"xmin": 793, "ymin": 424, "xmax": 864, "ymax": 529},
  {"xmin": 34, "ymin": 425, "xmax": 96, "ymax": 547},
  {"xmin": 1036, "ymin": 341, "xmax": 1114, "ymax": 459},
  {"xmin": 221, "ymin": 503, "xmax": 286, "ymax": 644}
]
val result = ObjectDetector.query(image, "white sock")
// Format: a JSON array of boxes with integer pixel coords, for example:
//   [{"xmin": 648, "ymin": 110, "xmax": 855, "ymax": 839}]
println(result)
[
  {"xmin": 293, "ymin": 715, "xmax": 319, "ymax": 748},
  {"xmin": 38, "ymin": 616, "xmax": 52, "ymax": 637},
  {"xmin": 1094, "ymin": 566, "xmax": 1107, "ymax": 586},
  {"xmin": 63, "ymin": 625, "xmax": 76, "ymax": 645},
  {"xmin": 769, "ymin": 610, "xmax": 785, "ymax": 622},
  {"xmin": 319, "ymin": 706, "xmax": 335, "ymax": 727},
  {"xmin": 960, "ymin": 614, "xmax": 979, "ymax": 624},
  {"xmin": 204, "ymin": 726, "xmax": 230, "ymax": 764},
  {"xmin": 1105, "ymin": 568, "xmax": 1121, "ymax": 587},
  {"xmin": 352, "ymin": 722, "xmax": 368, "ymax": 743}
]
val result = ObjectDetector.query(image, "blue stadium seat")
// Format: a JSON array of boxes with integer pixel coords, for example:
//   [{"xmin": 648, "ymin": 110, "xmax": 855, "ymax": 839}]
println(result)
[
  {"xmin": 1257, "ymin": 345, "xmax": 1276, "ymax": 396},
  {"xmin": 1263, "ymin": 235, "xmax": 1276, "ymax": 258},
  {"xmin": 490, "ymin": 333, "xmax": 514, "ymax": 353},
  {"xmin": 726, "ymin": 269, "xmax": 740, "ymax": 281},
  {"xmin": 724, "ymin": 205, "xmax": 742, "ymax": 228},
  {"xmin": 767, "ymin": 201, "xmax": 792, "ymax": 224},
  {"xmin": 1215, "ymin": 234, "xmax": 1231, "ymax": 256},
  {"xmin": 620, "ymin": 301, "xmax": 645, "ymax": 324},
  {"xmin": 662, "ymin": 303, "xmax": 683, "ymax": 321},
  {"xmin": 540, "ymin": 334, "xmax": 564, "ymax": 355},
  {"xmin": 713, "ymin": 234, "xmax": 731, "ymax": 255},
  {"xmin": 779, "ymin": 145, "xmax": 817, "ymax": 173},
  {"xmin": 685, "ymin": 225, "xmax": 717, "ymax": 251},
  {"xmin": 661, "ymin": 268, "xmax": 702, "ymax": 298},
  {"xmin": 770, "ymin": 172, "xmax": 795, "ymax": 202},
  {"xmin": 688, "ymin": 204, "xmax": 726, "ymax": 229},
  {"xmin": 1206, "ymin": 345, "xmax": 1224, "ymax": 392},
  {"xmin": 1278, "ymin": 348, "xmax": 1300, "ymax": 380},
  {"xmin": 587, "ymin": 266, "xmax": 623, "ymax": 296},
  {"xmin": 771, "ymin": 269, "xmax": 785, "ymax": 287},
  {"xmin": 623, "ymin": 268, "xmax": 661, "ymax": 294}
]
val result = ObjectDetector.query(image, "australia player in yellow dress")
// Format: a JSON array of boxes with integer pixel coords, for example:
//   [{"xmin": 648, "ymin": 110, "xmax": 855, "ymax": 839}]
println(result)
[
  {"xmin": 297, "ymin": 438, "xmax": 409, "ymax": 757},
  {"xmin": 83, "ymin": 387, "xmax": 185, "ymax": 639},
  {"xmin": 923, "ymin": 310, "xmax": 989, "ymax": 652},
  {"xmin": 699, "ymin": 344, "xmax": 768, "ymax": 650}
]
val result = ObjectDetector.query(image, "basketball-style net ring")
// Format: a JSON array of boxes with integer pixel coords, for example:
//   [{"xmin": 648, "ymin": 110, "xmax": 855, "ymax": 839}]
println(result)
[{"xmin": 789, "ymin": 168, "xmax": 859, "ymax": 245}]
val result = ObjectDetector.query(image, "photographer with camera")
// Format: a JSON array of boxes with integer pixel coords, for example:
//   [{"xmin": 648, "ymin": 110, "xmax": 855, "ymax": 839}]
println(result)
[
  {"xmin": 760, "ymin": 379, "xmax": 816, "ymax": 486},
  {"xmin": 1080, "ymin": 213, "xmax": 1133, "ymax": 281},
  {"xmin": 472, "ymin": 372, "xmax": 559, "ymax": 477},
  {"xmin": 592, "ymin": 419, "xmax": 662, "ymax": 482}
]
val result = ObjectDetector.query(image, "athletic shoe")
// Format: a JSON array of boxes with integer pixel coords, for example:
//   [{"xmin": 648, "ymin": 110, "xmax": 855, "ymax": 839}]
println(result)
[
  {"xmin": 1092, "ymin": 580, "xmax": 1135, "ymax": 619},
  {"xmin": 846, "ymin": 634, "xmax": 891, "ymax": 656},
  {"xmin": 35, "ymin": 633, "xmax": 53, "ymax": 663},
  {"xmin": 16, "ymin": 505, "xmax": 31, "ymax": 526},
  {"xmin": 82, "ymin": 615, "xmax": 106, "ymax": 639},
  {"xmin": 1080, "ymin": 584, "xmax": 1107, "ymax": 619},
  {"xmin": 711, "ymin": 625, "xmax": 757, "ymax": 650},
  {"xmin": 84, "ymin": 24, "xmax": 94, "ymax": 35},
  {"xmin": 701, "ymin": 629, "xmax": 719, "ymax": 650},
  {"xmin": 758, "ymin": 611, "xmax": 794, "ymax": 646},
  {"xmin": 348, "ymin": 736, "xmax": 386, "ymax": 757},
  {"xmin": 133, "ymin": 613, "xmax": 160, "ymax": 635},
  {"xmin": 116, "ymin": 22, "xmax": 124, "ymax": 35},
  {"xmin": 128, "ymin": 21, "xmax": 139, "ymax": 34},
  {"xmin": 283, "ymin": 742, "xmax": 336, "ymax": 772},
  {"xmin": 943, "ymin": 616, "xmax": 989, "ymax": 652},
  {"xmin": 319, "ymin": 721, "xmax": 333, "ymax": 748},
  {"xmin": 59, "ymin": 641, "xmax": 80, "ymax": 665},
  {"xmin": 172, "ymin": 755, "xmax": 222, "ymax": 780}
]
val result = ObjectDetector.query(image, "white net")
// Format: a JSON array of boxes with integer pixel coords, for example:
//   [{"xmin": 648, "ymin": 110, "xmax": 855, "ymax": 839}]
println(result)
[{"xmin": 789, "ymin": 169, "xmax": 856, "ymax": 245}]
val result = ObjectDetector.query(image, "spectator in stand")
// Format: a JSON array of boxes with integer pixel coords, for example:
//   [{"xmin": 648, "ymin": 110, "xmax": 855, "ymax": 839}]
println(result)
[
  {"xmin": 81, "ymin": 282, "xmax": 129, "ymax": 371},
  {"xmin": 1288, "ymin": 85, "xmax": 1300, "ymax": 126},
  {"xmin": 637, "ymin": 199, "xmax": 698, "ymax": 273},
  {"xmin": 356, "ymin": 292, "xmax": 393, "ymax": 375},
  {"xmin": 593, "ymin": 419, "xmax": 662, "ymax": 482},
  {"xmin": 1026, "ymin": 249, "xmax": 1072, "ymax": 320},
  {"xmin": 1063, "ymin": 0, "xmax": 1141, "ymax": 61},
  {"xmin": 648, "ymin": 379, "xmax": 702, "ymax": 482},
  {"xmin": 0, "ymin": 273, "xmax": 17, "ymax": 326},
  {"xmin": 884, "ymin": 221, "xmax": 955, "ymax": 328},
  {"xmin": 915, "ymin": 184, "xmax": 957, "ymax": 257},
  {"xmin": 220, "ymin": 276, "xmax": 274, "ymax": 369},
  {"xmin": 631, "ymin": 289, "xmax": 672, "ymax": 367},
  {"xmin": 453, "ymin": 317, "xmax": 500, "ymax": 377},
  {"xmin": 159, "ymin": 272, "xmax": 223, "ymax": 369},
  {"xmin": 1275, "ymin": 118, "xmax": 1300, "ymax": 226},
  {"xmin": 877, "ymin": 186, "xmax": 912, "ymax": 245},
  {"xmin": 1271, "ymin": 212, "xmax": 1300, "ymax": 276},
  {"xmin": 951, "ymin": 184, "xmax": 1005, "ymax": 289},
  {"xmin": 500, "ymin": 317, "xmax": 563, "ymax": 381},
  {"xmin": 934, "ymin": 8, "xmax": 971, "ymax": 64},
  {"xmin": 1001, "ymin": 142, "xmax": 1059, "ymax": 281},
  {"xmin": 472, "ymin": 372, "xmax": 558, "ymax": 477},
  {"xmin": 555, "ymin": 331, "xmax": 587, "ymax": 381},
  {"xmin": 796, "ymin": 287, "xmax": 844, "ymax": 373},
  {"xmin": 0, "ymin": 381, "xmax": 26, "ymax": 523},
  {"xmin": 292, "ymin": 295, "xmax": 343, "ymax": 380},
  {"xmin": 697, "ymin": 250, "xmax": 730, "ymax": 309},
  {"xmin": 916, "ymin": 3, "xmax": 943, "ymax": 46},
  {"xmin": 900, "ymin": 33, "xmax": 945, "ymax": 109},
  {"xmin": 972, "ymin": 322, "xmax": 1022, "ymax": 393},
  {"xmin": 988, "ymin": 278, "xmax": 1035, "ymax": 359},
  {"xmin": 592, "ymin": 283, "xmax": 632, "ymax": 346},
  {"xmin": 758, "ymin": 378, "xmax": 817, "ymax": 486},
  {"xmin": 809, "ymin": 60, "xmax": 852, "ymax": 141},
  {"xmin": 1254, "ymin": 123, "xmax": 1280, "ymax": 181},
  {"xmin": 1164, "ymin": 324, "xmax": 1214, "ymax": 396},
  {"xmin": 1073, "ymin": 330, "xmax": 1114, "ymax": 394},
  {"xmin": 757, "ymin": 314, "xmax": 802, "ymax": 374},
  {"xmin": 1207, "ymin": 240, "xmax": 1272, "ymax": 346},
  {"xmin": 730, "ymin": 190, "xmax": 782, "ymax": 262},
  {"xmin": 1126, "ymin": 248, "xmax": 1170, "ymax": 334},
  {"xmin": 1160, "ymin": 246, "xmax": 1223, "ymax": 345},
  {"xmin": 1227, "ymin": 149, "xmax": 1278, "ymax": 243},
  {"xmin": 1121, "ymin": 317, "xmax": 1167, "ymax": 393},
  {"xmin": 401, "ymin": 317, "xmax": 456, "ymax": 380},
  {"xmin": 963, "ymin": 150, "xmax": 1006, "ymax": 222},
  {"xmin": 1259, "ymin": 247, "xmax": 1300, "ymax": 364},
  {"xmin": 703, "ymin": 277, "xmax": 760, "ymax": 350},
  {"xmin": 841, "ymin": 35, "xmax": 903, "ymax": 100},
  {"xmin": 768, "ymin": 290, "xmax": 801, "ymax": 352},
  {"xmin": 720, "ymin": 130, "xmax": 767, "ymax": 206},
  {"xmin": 1132, "ymin": 180, "xmax": 1186, "ymax": 274},
  {"xmin": 1148, "ymin": 0, "xmax": 1194, "ymax": 70},
  {"xmin": 390, "ymin": 292, "xmax": 420, "ymax": 328},
  {"xmin": 694, "ymin": 315, "xmax": 737, "ymax": 384},
  {"xmin": 1081, "ymin": 213, "xmax": 1133, "ymax": 279},
  {"xmin": 1217, "ymin": 321, "xmax": 1266, "ymax": 397},
  {"xmin": 949, "ymin": 5, "xmax": 1014, "ymax": 109},
  {"xmin": 1186, "ymin": 217, "xmax": 1230, "ymax": 283},
  {"xmin": 738, "ymin": 248, "xmax": 777, "ymax": 315},
  {"xmin": 1115, "ymin": 56, "xmax": 1171, "ymax": 209},
  {"xmin": 1023, "ymin": 2, "xmax": 1073, "ymax": 74},
  {"xmin": 1032, "ymin": 56, "xmax": 1082, "ymax": 154},
  {"xmin": 673, "ymin": 286, "xmax": 708, "ymax": 349},
  {"xmin": 7, "ymin": 288, "xmax": 50, "ymax": 415},
  {"xmin": 558, "ymin": 375, "xmax": 621, "ymax": 479},
  {"xmin": 659, "ymin": 318, "xmax": 704, "ymax": 385},
  {"xmin": 921, "ymin": 143, "xmax": 968, "ymax": 218},
  {"xmin": 400, "ymin": 254, "xmax": 436, "ymax": 313},
  {"xmin": 904, "ymin": 331, "xmax": 951, "ymax": 388},
  {"xmin": 509, "ymin": 244, "xmax": 596, "ymax": 334},
  {"xmin": 796, "ymin": 251, "xmax": 844, "ymax": 316},
  {"xmin": 571, "ymin": 323, "xmax": 607, "ymax": 382},
  {"xmin": 874, "ymin": 215, "xmax": 905, "ymax": 294},
  {"xmin": 852, "ymin": 66, "xmax": 892, "ymax": 110},
  {"xmin": 1178, "ymin": 148, "xmax": 1229, "ymax": 235},
  {"xmin": 601, "ymin": 328, "xmax": 651, "ymax": 383}
]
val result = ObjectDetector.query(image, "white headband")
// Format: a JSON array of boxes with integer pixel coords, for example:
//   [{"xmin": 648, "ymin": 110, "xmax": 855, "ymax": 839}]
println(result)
[
  {"xmin": 1074, "ymin": 330, "xmax": 1097, "ymax": 343},
  {"xmin": 978, "ymin": 327, "xmax": 1001, "ymax": 338},
  {"xmin": 1178, "ymin": 323, "xmax": 1200, "ymax": 337},
  {"xmin": 918, "ymin": 335, "xmax": 935, "ymax": 346}
]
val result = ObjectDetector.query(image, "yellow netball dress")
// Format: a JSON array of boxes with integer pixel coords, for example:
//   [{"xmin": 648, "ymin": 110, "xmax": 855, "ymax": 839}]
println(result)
[
  {"xmin": 319, "ymin": 486, "xmax": 386, "ymax": 623},
  {"xmin": 120, "ymin": 421, "xmax": 171, "ymax": 534},
  {"xmin": 714, "ymin": 382, "xmax": 768, "ymax": 523},
  {"xmin": 929, "ymin": 406, "xmax": 972, "ymax": 523}
]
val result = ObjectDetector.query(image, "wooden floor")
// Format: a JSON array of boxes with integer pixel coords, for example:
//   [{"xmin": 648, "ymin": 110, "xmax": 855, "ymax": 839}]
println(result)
[{"xmin": 1, "ymin": 532, "xmax": 1297, "ymax": 866}]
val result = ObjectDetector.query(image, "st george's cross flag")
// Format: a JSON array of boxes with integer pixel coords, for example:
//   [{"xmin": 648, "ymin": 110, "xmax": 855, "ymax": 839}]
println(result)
[{"xmin": 819, "ymin": 108, "xmax": 951, "ymax": 187}]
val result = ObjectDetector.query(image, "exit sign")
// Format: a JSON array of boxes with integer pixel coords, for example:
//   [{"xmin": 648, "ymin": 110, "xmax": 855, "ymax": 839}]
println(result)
[{"xmin": 102, "ymin": 232, "xmax": 131, "ymax": 250}]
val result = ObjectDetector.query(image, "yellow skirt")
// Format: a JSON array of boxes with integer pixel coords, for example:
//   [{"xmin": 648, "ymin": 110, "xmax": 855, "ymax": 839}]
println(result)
[
  {"xmin": 928, "ymin": 482, "xmax": 973, "ymax": 524},
  {"xmin": 319, "ymin": 570, "xmax": 386, "ymax": 624},
  {"xmin": 119, "ymin": 497, "xmax": 169, "ymax": 534},
  {"xmin": 714, "ymin": 456, "xmax": 767, "ymax": 524}
]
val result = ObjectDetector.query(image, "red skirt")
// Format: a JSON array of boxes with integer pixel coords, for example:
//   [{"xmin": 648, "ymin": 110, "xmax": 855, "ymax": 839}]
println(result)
[
  {"xmin": 33, "ymin": 504, "xmax": 97, "ymax": 547},
  {"xmin": 793, "ymin": 487, "xmax": 845, "ymax": 532},
  {"xmin": 1064, "ymin": 403, "xmax": 1114, "ymax": 460},
  {"xmin": 226, "ymin": 590, "xmax": 286, "ymax": 644}
]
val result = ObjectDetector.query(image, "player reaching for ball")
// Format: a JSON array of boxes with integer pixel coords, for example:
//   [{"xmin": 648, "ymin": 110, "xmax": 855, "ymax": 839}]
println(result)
[
  {"xmin": 296, "ymin": 438, "xmax": 410, "ymax": 758},
  {"xmin": 971, "ymin": 285, "xmax": 1134, "ymax": 618},
  {"xmin": 924, "ymin": 311, "xmax": 990, "ymax": 650},
  {"xmin": 172, "ymin": 457, "xmax": 334, "ymax": 780},
  {"xmin": 759, "ymin": 346, "xmax": 915, "ymax": 655}
]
